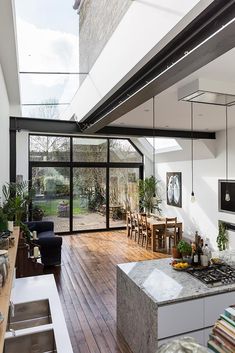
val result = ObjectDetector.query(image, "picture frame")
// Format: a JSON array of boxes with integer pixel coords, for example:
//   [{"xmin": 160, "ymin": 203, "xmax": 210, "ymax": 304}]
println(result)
[{"xmin": 166, "ymin": 172, "xmax": 182, "ymax": 208}]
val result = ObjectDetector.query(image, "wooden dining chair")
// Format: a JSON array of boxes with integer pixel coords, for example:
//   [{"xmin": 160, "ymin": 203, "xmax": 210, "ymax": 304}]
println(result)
[
  {"xmin": 164, "ymin": 217, "xmax": 177, "ymax": 249},
  {"xmin": 126, "ymin": 211, "xmax": 135, "ymax": 238},
  {"xmin": 140, "ymin": 213, "xmax": 152, "ymax": 249},
  {"xmin": 136, "ymin": 213, "xmax": 143, "ymax": 244}
]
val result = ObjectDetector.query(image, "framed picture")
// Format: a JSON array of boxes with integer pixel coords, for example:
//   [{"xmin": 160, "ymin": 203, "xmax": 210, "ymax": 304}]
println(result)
[{"xmin": 166, "ymin": 172, "xmax": 182, "ymax": 208}]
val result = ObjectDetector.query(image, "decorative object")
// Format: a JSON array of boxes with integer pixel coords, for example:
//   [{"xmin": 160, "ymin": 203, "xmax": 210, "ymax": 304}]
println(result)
[
  {"xmin": 166, "ymin": 172, "xmax": 182, "ymax": 207},
  {"xmin": 171, "ymin": 246, "xmax": 181, "ymax": 259},
  {"xmin": 190, "ymin": 102, "xmax": 196, "ymax": 202},
  {"xmin": 0, "ymin": 208, "xmax": 7, "ymax": 232},
  {"xmin": 217, "ymin": 221, "xmax": 229, "ymax": 251},
  {"xmin": 138, "ymin": 176, "xmax": 162, "ymax": 216},
  {"xmin": 225, "ymin": 106, "xmax": 230, "ymax": 202},
  {"xmin": 7, "ymin": 221, "xmax": 14, "ymax": 233}
]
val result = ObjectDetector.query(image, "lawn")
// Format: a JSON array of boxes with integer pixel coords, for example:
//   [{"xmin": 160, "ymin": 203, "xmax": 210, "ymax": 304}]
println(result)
[{"xmin": 34, "ymin": 198, "xmax": 87, "ymax": 216}]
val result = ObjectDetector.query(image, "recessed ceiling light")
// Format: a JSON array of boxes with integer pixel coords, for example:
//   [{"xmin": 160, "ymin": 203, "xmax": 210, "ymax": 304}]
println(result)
[
  {"xmin": 119, "ymin": 122, "xmax": 125, "ymax": 125},
  {"xmin": 144, "ymin": 109, "xmax": 150, "ymax": 112},
  {"xmin": 165, "ymin": 125, "xmax": 169, "ymax": 128},
  {"xmin": 198, "ymin": 113, "xmax": 203, "ymax": 117}
]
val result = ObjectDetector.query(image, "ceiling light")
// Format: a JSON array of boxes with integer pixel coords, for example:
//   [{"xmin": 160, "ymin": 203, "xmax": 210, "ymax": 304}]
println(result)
[
  {"xmin": 225, "ymin": 106, "xmax": 230, "ymax": 202},
  {"xmin": 178, "ymin": 79, "xmax": 235, "ymax": 106}
]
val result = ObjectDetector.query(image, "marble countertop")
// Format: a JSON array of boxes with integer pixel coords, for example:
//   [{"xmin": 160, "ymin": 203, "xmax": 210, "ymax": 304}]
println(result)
[{"xmin": 117, "ymin": 258, "xmax": 235, "ymax": 305}]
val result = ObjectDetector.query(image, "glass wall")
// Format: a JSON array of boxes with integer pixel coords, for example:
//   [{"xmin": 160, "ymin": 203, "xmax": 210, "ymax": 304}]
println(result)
[
  {"xmin": 29, "ymin": 135, "xmax": 143, "ymax": 233},
  {"xmin": 31, "ymin": 166, "xmax": 70, "ymax": 233}
]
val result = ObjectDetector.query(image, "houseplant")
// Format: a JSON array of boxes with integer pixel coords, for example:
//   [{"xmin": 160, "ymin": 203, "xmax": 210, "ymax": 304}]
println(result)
[
  {"xmin": 217, "ymin": 221, "xmax": 229, "ymax": 251},
  {"xmin": 139, "ymin": 176, "xmax": 162, "ymax": 216},
  {"xmin": 0, "ymin": 207, "xmax": 8, "ymax": 232},
  {"xmin": 177, "ymin": 239, "xmax": 192, "ymax": 259}
]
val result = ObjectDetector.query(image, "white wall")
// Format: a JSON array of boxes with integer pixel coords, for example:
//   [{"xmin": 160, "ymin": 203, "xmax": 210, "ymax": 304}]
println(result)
[
  {"xmin": 0, "ymin": 64, "xmax": 10, "ymax": 203},
  {"xmin": 16, "ymin": 131, "xmax": 29, "ymax": 181},
  {"xmin": 156, "ymin": 129, "xmax": 235, "ymax": 251}
]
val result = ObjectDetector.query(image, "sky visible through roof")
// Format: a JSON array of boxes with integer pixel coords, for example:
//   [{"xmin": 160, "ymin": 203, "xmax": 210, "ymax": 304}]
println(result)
[{"xmin": 15, "ymin": 0, "xmax": 82, "ymax": 119}]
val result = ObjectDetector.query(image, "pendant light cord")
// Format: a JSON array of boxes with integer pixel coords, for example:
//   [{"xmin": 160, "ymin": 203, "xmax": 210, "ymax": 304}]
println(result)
[
  {"xmin": 153, "ymin": 96, "xmax": 156, "ymax": 179},
  {"xmin": 226, "ymin": 105, "xmax": 228, "ymax": 182},
  {"xmin": 191, "ymin": 102, "xmax": 194, "ymax": 194}
]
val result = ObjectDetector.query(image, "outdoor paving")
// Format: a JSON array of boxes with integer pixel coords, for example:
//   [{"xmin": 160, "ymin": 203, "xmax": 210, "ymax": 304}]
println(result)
[{"xmin": 43, "ymin": 212, "xmax": 125, "ymax": 233}]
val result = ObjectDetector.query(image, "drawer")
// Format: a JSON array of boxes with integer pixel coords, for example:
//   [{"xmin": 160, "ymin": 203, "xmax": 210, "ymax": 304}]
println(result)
[
  {"xmin": 204, "ymin": 291, "xmax": 235, "ymax": 327},
  {"xmin": 158, "ymin": 329, "xmax": 204, "ymax": 346},
  {"xmin": 158, "ymin": 298, "xmax": 204, "ymax": 339}
]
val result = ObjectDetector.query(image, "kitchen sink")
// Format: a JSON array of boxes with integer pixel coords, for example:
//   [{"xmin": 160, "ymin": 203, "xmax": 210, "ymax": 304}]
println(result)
[
  {"xmin": 8, "ymin": 299, "xmax": 52, "ymax": 331},
  {"xmin": 4, "ymin": 328, "xmax": 57, "ymax": 353}
]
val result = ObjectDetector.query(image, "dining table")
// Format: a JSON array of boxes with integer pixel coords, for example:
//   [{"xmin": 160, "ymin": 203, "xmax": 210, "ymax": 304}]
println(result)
[{"xmin": 147, "ymin": 217, "xmax": 183, "ymax": 252}]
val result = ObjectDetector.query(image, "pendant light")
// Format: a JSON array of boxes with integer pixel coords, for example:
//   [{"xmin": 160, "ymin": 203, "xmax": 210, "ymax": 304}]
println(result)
[
  {"xmin": 190, "ymin": 102, "xmax": 196, "ymax": 203},
  {"xmin": 152, "ymin": 96, "xmax": 156, "ymax": 198},
  {"xmin": 225, "ymin": 105, "xmax": 230, "ymax": 202}
]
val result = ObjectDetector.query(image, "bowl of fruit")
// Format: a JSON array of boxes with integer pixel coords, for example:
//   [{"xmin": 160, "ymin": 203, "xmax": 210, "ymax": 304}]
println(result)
[{"xmin": 171, "ymin": 260, "xmax": 191, "ymax": 271}]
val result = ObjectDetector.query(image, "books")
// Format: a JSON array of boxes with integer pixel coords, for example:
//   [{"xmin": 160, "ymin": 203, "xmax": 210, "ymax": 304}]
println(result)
[{"xmin": 208, "ymin": 305, "xmax": 235, "ymax": 353}]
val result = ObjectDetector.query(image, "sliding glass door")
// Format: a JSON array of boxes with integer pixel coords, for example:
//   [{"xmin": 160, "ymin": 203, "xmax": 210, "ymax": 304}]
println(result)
[
  {"xmin": 31, "ymin": 166, "xmax": 70, "ymax": 233},
  {"xmin": 109, "ymin": 168, "xmax": 140, "ymax": 228},
  {"xmin": 73, "ymin": 168, "xmax": 106, "ymax": 231}
]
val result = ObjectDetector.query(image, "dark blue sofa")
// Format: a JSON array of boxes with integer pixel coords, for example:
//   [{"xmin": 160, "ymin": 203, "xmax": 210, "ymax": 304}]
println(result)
[{"xmin": 25, "ymin": 221, "xmax": 62, "ymax": 266}]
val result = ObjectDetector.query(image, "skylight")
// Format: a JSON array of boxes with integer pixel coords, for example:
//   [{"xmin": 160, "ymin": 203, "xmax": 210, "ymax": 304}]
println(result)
[
  {"xmin": 146, "ymin": 138, "xmax": 182, "ymax": 154},
  {"xmin": 14, "ymin": 0, "xmax": 83, "ymax": 120}
]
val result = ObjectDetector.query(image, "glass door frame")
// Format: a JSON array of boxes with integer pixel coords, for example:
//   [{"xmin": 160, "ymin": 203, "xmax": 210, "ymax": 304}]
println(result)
[{"xmin": 29, "ymin": 134, "xmax": 144, "ymax": 234}]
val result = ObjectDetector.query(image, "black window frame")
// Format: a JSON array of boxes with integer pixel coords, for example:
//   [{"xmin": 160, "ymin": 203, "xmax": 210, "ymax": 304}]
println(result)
[{"xmin": 29, "ymin": 133, "xmax": 144, "ymax": 234}]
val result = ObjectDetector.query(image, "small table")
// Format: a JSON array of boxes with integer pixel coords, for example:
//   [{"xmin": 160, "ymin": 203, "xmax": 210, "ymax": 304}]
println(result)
[{"xmin": 147, "ymin": 218, "xmax": 183, "ymax": 252}]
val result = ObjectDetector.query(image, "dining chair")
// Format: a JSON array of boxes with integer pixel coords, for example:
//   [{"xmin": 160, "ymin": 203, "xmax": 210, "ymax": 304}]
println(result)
[
  {"xmin": 126, "ymin": 211, "xmax": 134, "ymax": 238},
  {"xmin": 164, "ymin": 217, "xmax": 177, "ymax": 249},
  {"xmin": 136, "ymin": 213, "xmax": 143, "ymax": 244},
  {"xmin": 140, "ymin": 213, "xmax": 152, "ymax": 249}
]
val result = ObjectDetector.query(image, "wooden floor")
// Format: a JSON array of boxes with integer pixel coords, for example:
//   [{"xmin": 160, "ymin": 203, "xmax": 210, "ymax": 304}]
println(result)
[{"xmin": 48, "ymin": 231, "xmax": 168, "ymax": 353}]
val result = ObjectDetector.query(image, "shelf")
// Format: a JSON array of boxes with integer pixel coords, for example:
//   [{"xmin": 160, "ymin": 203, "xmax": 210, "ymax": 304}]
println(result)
[{"xmin": 0, "ymin": 227, "xmax": 20, "ymax": 353}]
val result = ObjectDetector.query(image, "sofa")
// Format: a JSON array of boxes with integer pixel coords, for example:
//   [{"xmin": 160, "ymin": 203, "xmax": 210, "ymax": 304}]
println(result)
[{"xmin": 25, "ymin": 221, "xmax": 62, "ymax": 266}]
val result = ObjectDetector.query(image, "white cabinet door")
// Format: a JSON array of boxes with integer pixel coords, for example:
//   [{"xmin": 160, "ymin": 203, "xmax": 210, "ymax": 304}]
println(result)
[
  {"xmin": 158, "ymin": 298, "xmax": 204, "ymax": 339},
  {"xmin": 158, "ymin": 329, "xmax": 204, "ymax": 346},
  {"xmin": 204, "ymin": 291, "xmax": 235, "ymax": 327}
]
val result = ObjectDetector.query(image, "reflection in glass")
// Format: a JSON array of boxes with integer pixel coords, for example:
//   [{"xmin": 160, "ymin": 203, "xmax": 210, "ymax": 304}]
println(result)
[
  {"xmin": 110, "ymin": 139, "xmax": 142, "ymax": 163},
  {"xmin": 73, "ymin": 138, "xmax": 108, "ymax": 162},
  {"xmin": 30, "ymin": 136, "xmax": 70, "ymax": 161},
  {"xmin": 32, "ymin": 167, "xmax": 70, "ymax": 233},
  {"xmin": 22, "ymin": 104, "xmax": 68, "ymax": 120},
  {"xmin": 109, "ymin": 168, "xmax": 139, "ymax": 228},
  {"xmin": 73, "ymin": 168, "xmax": 106, "ymax": 231}
]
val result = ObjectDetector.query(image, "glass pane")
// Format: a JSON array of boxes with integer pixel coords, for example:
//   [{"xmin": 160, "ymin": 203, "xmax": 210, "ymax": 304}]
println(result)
[
  {"xmin": 73, "ymin": 168, "xmax": 106, "ymax": 231},
  {"xmin": 110, "ymin": 139, "xmax": 142, "ymax": 163},
  {"xmin": 109, "ymin": 168, "xmax": 139, "ymax": 228},
  {"xmin": 15, "ymin": 0, "xmax": 79, "ymax": 72},
  {"xmin": 32, "ymin": 167, "xmax": 70, "ymax": 233},
  {"xmin": 30, "ymin": 136, "xmax": 70, "ymax": 161},
  {"xmin": 73, "ymin": 138, "xmax": 108, "ymax": 162},
  {"xmin": 20, "ymin": 74, "xmax": 79, "ymax": 105},
  {"xmin": 22, "ymin": 104, "xmax": 68, "ymax": 120}
]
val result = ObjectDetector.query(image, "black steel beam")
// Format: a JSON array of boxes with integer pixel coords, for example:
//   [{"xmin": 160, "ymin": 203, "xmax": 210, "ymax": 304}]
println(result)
[
  {"xmin": 98, "ymin": 126, "xmax": 216, "ymax": 139},
  {"xmin": 10, "ymin": 116, "xmax": 216, "ymax": 139},
  {"xmin": 10, "ymin": 116, "xmax": 82, "ymax": 134},
  {"xmin": 80, "ymin": 1, "xmax": 235, "ymax": 133},
  {"xmin": 9, "ymin": 129, "xmax": 16, "ymax": 182}
]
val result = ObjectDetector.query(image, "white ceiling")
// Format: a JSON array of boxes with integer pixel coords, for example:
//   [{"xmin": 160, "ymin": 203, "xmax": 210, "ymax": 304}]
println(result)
[{"xmin": 111, "ymin": 47, "xmax": 235, "ymax": 132}]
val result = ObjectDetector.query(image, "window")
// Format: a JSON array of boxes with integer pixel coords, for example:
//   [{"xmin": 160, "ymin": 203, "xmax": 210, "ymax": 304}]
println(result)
[
  {"xmin": 73, "ymin": 138, "xmax": 108, "ymax": 162},
  {"xmin": 30, "ymin": 135, "xmax": 70, "ymax": 161},
  {"xmin": 109, "ymin": 139, "xmax": 142, "ymax": 163}
]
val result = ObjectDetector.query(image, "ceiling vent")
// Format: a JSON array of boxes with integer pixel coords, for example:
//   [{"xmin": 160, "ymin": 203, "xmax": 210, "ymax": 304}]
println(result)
[{"xmin": 178, "ymin": 79, "xmax": 235, "ymax": 106}]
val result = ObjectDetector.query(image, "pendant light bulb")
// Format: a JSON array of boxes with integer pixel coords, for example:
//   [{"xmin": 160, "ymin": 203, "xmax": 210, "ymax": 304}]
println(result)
[
  {"xmin": 191, "ymin": 191, "xmax": 196, "ymax": 203},
  {"xmin": 225, "ymin": 191, "xmax": 230, "ymax": 202}
]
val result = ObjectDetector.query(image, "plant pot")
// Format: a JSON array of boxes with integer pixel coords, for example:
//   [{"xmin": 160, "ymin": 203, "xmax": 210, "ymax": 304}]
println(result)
[{"xmin": 172, "ymin": 246, "xmax": 181, "ymax": 259}]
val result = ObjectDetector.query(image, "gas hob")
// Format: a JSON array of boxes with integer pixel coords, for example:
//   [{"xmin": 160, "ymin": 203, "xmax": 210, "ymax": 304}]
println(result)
[{"xmin": 187, "ymin": 264, "xmax": 235, "ymax": 287}]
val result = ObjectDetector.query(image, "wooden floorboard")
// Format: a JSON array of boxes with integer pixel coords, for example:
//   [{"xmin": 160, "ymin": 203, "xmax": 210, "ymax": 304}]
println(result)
[{"xmin": 46, "ymin": 231, "xmax": 168, "ymax": 353}]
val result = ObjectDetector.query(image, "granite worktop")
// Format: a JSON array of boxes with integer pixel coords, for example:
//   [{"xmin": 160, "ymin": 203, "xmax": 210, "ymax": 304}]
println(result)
[{"xmin": 117, "ymin": 258, "xmax": 235, "ymax": 305}]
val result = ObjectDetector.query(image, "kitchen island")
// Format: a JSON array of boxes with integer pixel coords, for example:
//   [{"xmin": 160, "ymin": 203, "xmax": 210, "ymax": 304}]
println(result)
[{"xmin": 117, "ymin": 258, "xmax": 235, "ymax": 353}]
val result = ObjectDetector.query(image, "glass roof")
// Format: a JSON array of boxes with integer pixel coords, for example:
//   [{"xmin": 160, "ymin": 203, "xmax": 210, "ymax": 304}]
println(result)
[
  {"xmin": 146, "ymin": 138, "xmax": 182, "ymax": 154},
  {"xmin": 14, "ymin": 0, "xmax": 82, "ymax": 120}
]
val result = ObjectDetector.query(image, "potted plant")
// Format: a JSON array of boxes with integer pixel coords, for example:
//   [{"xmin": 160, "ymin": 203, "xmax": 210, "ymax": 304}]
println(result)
[
  {"xmin": 0, "ymin": 207, "xmax": 8, "ymax": 232},
  {"xmin": 217, "ymin": 221, "xmax": 229, "ymax": 251},
  {"xmin": 32, "ymin": 205, "xmax": 44, "ymax": 221},
  {"xmin": 172, "ymin": 245, "xmax": 181, "ymax": 259},
  {"xmin": 177, "ymin": 240, "xmax": 192, "ymax": 260},
  {"xmin": 139, "ymin": 176, "xmax": 162, "ymax": 216}
]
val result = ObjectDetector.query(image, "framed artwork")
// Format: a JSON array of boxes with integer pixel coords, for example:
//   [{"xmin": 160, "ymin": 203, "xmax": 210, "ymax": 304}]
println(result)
[{"xmin": 166, "ymin": 172, "xmax": 182, "ymax": 208}]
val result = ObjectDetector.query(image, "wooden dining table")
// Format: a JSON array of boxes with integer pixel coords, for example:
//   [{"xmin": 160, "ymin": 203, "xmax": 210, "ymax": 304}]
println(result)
[{"xmin": 147, "ymin": 217, "xmax": 183, "ymax": 252}]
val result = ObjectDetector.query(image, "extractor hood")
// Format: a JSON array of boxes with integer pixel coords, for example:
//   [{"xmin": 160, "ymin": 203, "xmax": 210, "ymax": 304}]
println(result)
[{"xmin": 178, "ymin": 79, "xmax": 235, "ymax": 106}]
